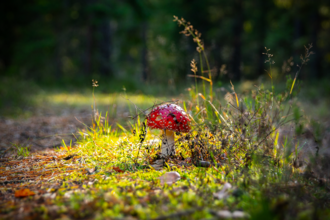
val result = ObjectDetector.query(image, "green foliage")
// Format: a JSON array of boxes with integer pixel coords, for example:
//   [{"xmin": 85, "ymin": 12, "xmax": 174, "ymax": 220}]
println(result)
[
  {"xmin": 311, "ymin": 119, "xmax": 322, "ymax": 143},
  {"xmin": 12, "ymin": 143, "xmax": 30, "ymax": 158},
  {"xmin": 294, "ymin": 106, "xmax": 304, "ymax": 135}
]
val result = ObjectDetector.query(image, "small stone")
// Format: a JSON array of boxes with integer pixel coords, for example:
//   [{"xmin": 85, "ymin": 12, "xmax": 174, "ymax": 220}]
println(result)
[
  {"xmin": 232, "ymin": 211, "xmax": 249, "ymax": 219},
  {"xmin": 216, "ymin": 210, "xmax": 232, "ymax": 218},
  {"xmin": 214, "ymin": 183, "xmax": 232, "ymax": 200},
  {"xmin": 159, "ymin": 171, "xmax": 181, "ymax": 185}
]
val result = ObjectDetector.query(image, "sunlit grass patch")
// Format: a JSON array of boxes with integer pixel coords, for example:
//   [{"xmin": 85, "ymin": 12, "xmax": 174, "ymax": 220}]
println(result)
[
  {"xmin": 57, "ymin": 155, "xmax": 234, "ymax": 219},
  {"xmin": 46, "ymin": 92, "xmax": 166, "ymax": 108},
  {"xmin": 33, "ymin": 91, "xmax": 171, "ymax": 122}
]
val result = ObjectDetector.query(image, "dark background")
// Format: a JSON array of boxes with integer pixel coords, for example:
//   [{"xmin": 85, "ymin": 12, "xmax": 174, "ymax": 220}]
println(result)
[{"xmin": 1, "ymin": 0, "xmax": 329, "ymax": 88}]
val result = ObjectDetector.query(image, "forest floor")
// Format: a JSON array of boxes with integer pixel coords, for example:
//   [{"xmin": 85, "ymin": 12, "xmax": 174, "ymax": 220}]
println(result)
[{"xmin": 1, "ymin": 84, "xmax": 330, "ymax": 219}]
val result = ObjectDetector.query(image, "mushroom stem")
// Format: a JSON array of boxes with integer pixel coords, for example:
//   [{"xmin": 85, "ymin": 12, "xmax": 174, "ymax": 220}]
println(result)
[{"xmin": 161, "ymin": 129, "xmax": 175, "ymax": 157}]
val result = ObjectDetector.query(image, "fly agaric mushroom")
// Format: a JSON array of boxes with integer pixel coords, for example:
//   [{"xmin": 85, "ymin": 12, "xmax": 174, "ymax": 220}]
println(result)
[{"xmin": 146, "ymin": 104, "xmax": 191, "ymax": 157}]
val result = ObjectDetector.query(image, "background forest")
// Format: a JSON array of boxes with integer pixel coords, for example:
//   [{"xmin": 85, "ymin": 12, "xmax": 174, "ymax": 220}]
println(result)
[{"xmin": 1, "ymin": 0, "xmax": 330, "ymax": 87}]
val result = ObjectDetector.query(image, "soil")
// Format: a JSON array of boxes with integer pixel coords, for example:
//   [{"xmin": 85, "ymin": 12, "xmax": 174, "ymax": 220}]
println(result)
[{"xmin": 0, "ymin": 109, "xmax": 91, "ymax": 155}]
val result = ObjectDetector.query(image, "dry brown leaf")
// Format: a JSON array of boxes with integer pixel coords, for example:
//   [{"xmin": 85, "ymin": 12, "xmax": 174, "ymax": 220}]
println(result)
[
  {"xmin": 15, "ymin": 188, "xmax": 35, "ymax": 198},
  {"xmin": 112, "ymin": 166, "xmax": 124, "ymax": 173}
]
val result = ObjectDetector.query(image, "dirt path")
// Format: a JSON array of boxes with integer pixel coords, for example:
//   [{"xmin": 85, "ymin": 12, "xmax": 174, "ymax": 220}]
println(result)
[{"xmin": 0, "ymin": 110, "xmax": 91, "ymax": 156}]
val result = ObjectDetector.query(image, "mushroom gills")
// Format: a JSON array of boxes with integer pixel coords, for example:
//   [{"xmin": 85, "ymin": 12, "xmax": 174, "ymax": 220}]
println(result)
[{"xmin": 161, "ymin": 130, "xmax": 175, "ymax": 157}]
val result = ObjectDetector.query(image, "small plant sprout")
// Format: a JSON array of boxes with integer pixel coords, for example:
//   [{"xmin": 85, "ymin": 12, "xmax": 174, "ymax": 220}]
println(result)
[
  {"xmin": 174, "ymin": 15, "xmax": 213, "ymax": 100},
  {"xmin": 92, "ymin": 79, "xmax": 99, "ymax": 122},
  {"xmin": 12, "ymin": 143, "xmax": 30, "ymax": 158},
  {"xmin": 290, "ymin": 44, "xmax": 314, "ymax": 94},
  {"xmin": 263, "ymin": 47, "xmax": 275, "ymax": 106},
  {"xmin": 146, "ymin": 104, "xmax": 191, "ymax": 157},
  {"xmin": 191, "ymin": 59, "xmax": 199, "ymax": 106}
]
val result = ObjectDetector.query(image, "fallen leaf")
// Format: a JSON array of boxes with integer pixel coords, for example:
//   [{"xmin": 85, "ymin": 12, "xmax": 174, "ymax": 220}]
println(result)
[
  {"xmin": 112, "ymin": 166, "xmax": 124, "ymax": 173},
  {"xmin": 159, "ymin": 171, "xmax": 181, "ymax": 185},
  {"xmin": 15, "ymin": 188, "xmax": 35, "ymax": 198}
]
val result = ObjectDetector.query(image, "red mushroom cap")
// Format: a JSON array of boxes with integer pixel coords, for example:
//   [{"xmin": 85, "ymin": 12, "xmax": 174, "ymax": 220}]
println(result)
[{"xmin": 146, "ymin": 104, "xmax": 191, "ymax": 133}]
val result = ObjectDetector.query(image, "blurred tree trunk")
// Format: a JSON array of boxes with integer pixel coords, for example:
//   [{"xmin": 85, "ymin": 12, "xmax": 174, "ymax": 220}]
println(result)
[
  {"xmin": 141, "ymin": 22, "xmax": 148, "ymax": 81},
  {"xmin": 85, "ymin": 0, "xmax": 95, "ymax": 76},
  {"xmin": 86, "ymin": 24, "xmax": 94, "ymax": 76},
  {"xmin": 53, "ymin": 0, "xmax": 67, "ymax": 81},
  {"xmin": 231, "ymin": 0, "xmax": 243, "ymax": 81},
  {"xmin": 213, "ymin": 41, "xmax": 223, "ymax": 81},
  {"xmin": 0, "ymin": 2, "xmax": 19, "ymax": 73},
  {"xmin": 127, "ymin": 0, "xmax": 151, "ymax": 81},
  {"xmin": 256, "ymin": 0, "xmax": 266, "ymax": 77},
  {"xmin": 98, "ymin": 20, "xmax": 112, "ymax": 77},
  {"xmin": 54, "ymin": 41, "xmax": 63, "ymax": 81},
  {"xmin": 293, "ymin": 18, "xmax": 302, "ymax": 77},
  {"xmin": 0, "ymin": 30, "xmax": 14, "ymax": 72},
  {"xmin": 310, "ymin": 10, "xmax": 321, "ymax": 79}
]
